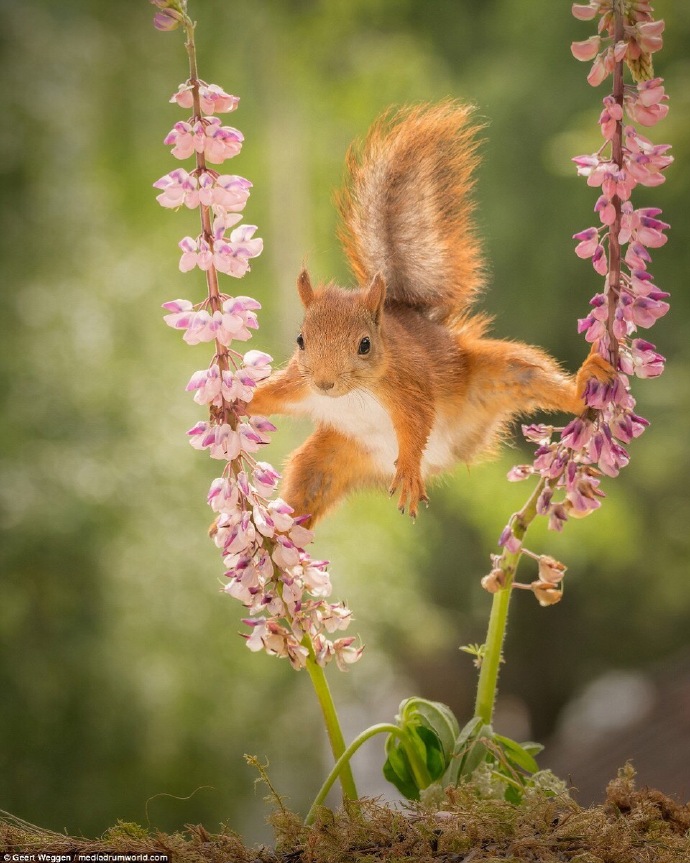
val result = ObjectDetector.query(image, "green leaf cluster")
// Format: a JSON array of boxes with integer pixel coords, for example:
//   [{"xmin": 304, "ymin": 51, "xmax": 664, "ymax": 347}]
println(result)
[{"xmin": 384, "ymin": 699, "xmax": 560, "ymax": 805}]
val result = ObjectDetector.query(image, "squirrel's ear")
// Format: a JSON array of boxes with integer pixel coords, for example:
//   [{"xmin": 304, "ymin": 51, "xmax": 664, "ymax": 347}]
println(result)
[
  {"xmin": 364, "ymin": 272, "xmax": 386, "ymax": 324},
  {"xmin": 297, "ymin": 268, "xmax": 315, "ymax": 308}
]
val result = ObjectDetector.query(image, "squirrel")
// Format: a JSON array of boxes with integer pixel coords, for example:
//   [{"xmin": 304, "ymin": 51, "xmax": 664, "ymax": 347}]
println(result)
[{"xmin": 247, "ymin": 101, "xmax": 612, "ymax": 526}]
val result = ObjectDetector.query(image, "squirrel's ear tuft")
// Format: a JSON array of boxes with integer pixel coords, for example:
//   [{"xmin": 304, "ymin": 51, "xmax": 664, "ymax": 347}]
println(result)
[
  {"xmin": 364, "ymin": 272, "xmax": 386, "ymax": 324},
  {"xmin": 297, "ymin": 268, "xmax": 315, "ymax": 308}
]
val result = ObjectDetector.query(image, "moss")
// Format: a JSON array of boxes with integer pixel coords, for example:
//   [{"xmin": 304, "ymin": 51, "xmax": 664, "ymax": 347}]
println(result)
[{"xmin": 2, "ymin": 768, "xmax": 689, "ymax": 862}]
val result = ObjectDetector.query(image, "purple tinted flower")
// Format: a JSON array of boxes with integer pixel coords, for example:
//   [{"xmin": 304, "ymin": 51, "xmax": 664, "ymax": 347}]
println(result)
[
  {"xmin": 561, "ymin": 417, "xmax": 594, "ymax": 450},
  {"xmin": 536, "ymin": 484, "xmax": 553, "ymax": 516},
  {"xmin": 507, "ymin": 464, "xmax": 534, "ymax": 482},
  {"xmin": 170, "ymin": 81, "xmax": 239, "ymax": 114},
  {"xmin": 498, "ymin": 525, "xmax": 522, "ymax": 554},
  {"xmin": 620, "ymin": 339, "xmax": 665, "ymax": 378},
  {"xmin": 548, "ymin": 503, "xmax": 569, "ymax": 532},
  {"xmin": 252, "ymin": 462, "xmax": 281, "ymax": 497}
]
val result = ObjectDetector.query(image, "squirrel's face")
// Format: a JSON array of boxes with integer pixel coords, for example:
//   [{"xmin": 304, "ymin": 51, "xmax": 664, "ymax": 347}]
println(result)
[{"xmin": 293, "ymin": 269, "xmax": 386, "ymax": 398}]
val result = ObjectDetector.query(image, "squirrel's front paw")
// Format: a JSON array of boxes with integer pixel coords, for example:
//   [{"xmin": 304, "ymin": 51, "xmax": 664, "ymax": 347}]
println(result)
[
  {"xmin": 576, "ymin": 351, "xmax": 617, "ymax": 402},
  {"xmin": 389, "ymin": 465, "xmax": 429, "ymax": 519}
]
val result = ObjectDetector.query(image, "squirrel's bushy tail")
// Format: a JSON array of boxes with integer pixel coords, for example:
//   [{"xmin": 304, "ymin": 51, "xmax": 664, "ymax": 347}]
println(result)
[{"xmin": 337, "ymin": 101, "xmax": 485, "ymax": 322}]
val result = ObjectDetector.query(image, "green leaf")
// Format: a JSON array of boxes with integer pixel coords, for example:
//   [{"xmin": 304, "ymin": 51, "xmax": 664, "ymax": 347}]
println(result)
[
  {"xmin": 504, "ymin": 783, "xmax": 522, "ymax": 805},
  {"xmin": 443, "ymin": 716, "xmax": 484, "ymax": 785},
  {"xmin": 383, "ymin": 753, "xmax": 419, "ymax": 800},
  {"xmin": 384, "ymin": 733, "xmax": 412, "ymax": 784},
  {"xmin": 460, "ymin": 725, "xmax": 491, "ymax": 778},
  {"xmin": 493, "ymin": 733, "xmax": 540, "ymax": 774},
  {"xmin": 414, "ymin": 724, "xmax": 445, "ymax": 780},
  {"xmin": 398, "ymin": 697, "xmax": 459, "ymax": 760}
]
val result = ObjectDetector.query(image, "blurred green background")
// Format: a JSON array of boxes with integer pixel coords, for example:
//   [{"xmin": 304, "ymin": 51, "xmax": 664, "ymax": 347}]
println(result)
[{"xmin": 1, "ymin": 0, "xmax": 688, "ymax": 843}]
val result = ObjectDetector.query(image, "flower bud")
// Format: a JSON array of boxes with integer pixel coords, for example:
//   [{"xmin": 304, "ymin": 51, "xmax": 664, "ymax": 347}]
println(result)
[
  {"xmin": 537, "ymin": 555, "xmax": 567, "ymax": 585},
  {"xmin": 481, "ymin": 569, "xmax": 506, "ymax": 594},
  {"xmin": 532, "ymin": 581, "xmax": 563, "ymax": 607}
]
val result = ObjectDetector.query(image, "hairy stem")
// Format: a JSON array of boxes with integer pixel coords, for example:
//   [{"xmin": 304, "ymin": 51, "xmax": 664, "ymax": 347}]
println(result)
[
  {"xmin": 182, "ymin": 15, "xmax": 233, "ymax": 421},
  {"xmin": 606, "ymin": 0, "xmax": 625, "ymax": 368},
  {"xmin": 305, "ymin": 723, "xmax": 408, "ymax": 825},
  {"xmin": 304, "ymin": 645, "xmax": 358, "ymax": 803},
  {"xmin": 474, "ymin": 478, "xmax": 546, "ymax": 724}
]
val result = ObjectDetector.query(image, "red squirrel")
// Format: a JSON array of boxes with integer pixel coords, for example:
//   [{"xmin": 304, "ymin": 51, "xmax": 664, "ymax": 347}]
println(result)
[{"xmin": 248, "ymin": 102, "xmax": 611, "ymax": 525}]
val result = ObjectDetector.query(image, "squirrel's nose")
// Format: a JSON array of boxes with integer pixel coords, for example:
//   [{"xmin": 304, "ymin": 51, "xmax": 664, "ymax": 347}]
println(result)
[{"xmin": 315, "ymin": 380, "xmax": 335, "ymax": 392}]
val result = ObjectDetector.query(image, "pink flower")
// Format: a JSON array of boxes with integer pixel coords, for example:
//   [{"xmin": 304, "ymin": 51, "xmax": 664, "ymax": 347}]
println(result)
[
  {"xmin": 624, "ymin": 127, "xmax": 673, "ymax": 187},
  {"xmin": 587, "ymin": 48, "xmax": 614, "ymax": 87},
  {"xmin": 625, "ymin": 241, "xmax": 652, "ymax": 270},
  {"xmin": 212, "ymin": 175, "xmax": 252, "ymax": 211},
  {"xmin": 561, "ymin": 417, "xmax": 594, "ymax": 450},
  {"xmin": 208, "ymin": 477, "xmax": 240, "ymax": 514},
  {"xmin": 186, "ymin": 365, "xmax": 222, "ymax": 404},
  {"xmin": 153, "ymin": 7, "xmax": 183, "ymax": 30},
  {"xmin": 536, "ymin": 485, "xmax": 553, "ymax": 515},
  {"xmin": 320, "ymin": 603, "xmax": 353, "ymax": 633},
  {"xmin": 611, "ymin": 411, "xmax": 649, "ymax": 443},
  {"xmin": 300, "ymin": 561, "xmax": 331, "ymax": 596},
  {"xmin": 290, "ymin": 523, "xmax": 315, "ymax": 549},
  {"xmin": 164, "ymin": 118, "xmax": 243, "ymax": 163},
  {"xmin": 153, "ymin": 168, "xmax": 198, "ymax": 208},
  {"xmin": 272, "ymin": 536, "xmax": 300, "ymax": 569},
  {"xmin": 178, "ymin": 236, "xmax": 214, "ymax": 273},
  {"xmin": 498, "ymin": 525, "xmax": 522, "ymax": 554},
  {"xmin": 241, "ymin": 350, "xmax": 273, "ymax": 383},
  {"xmin": 202, "ymin": 117, "xmax": 244, "ymax": 164},
  {"xmin": 333, "ymin": 637, "xmax": 365, "ymax": 672},
  {"xmin": 522, "ymin": 424, "xmax": 554, "ymax": 444},
  {"xmin": 507, "ymin": 464, "xmax": 533, "ymax": 482},
  {"xmin": 213, "ymin": 224, "xmax": 264, "ymax": 278},
  {"xmin": 268, "ymin": 499, "xmax": 295, "ymax": 532},
  {"xmin": 589, "ymin": 427, "xmax": 629, "ymax": 477},
  {"xmin": 214, "ymin": 296, "xmax": 261, "ymax": 344},
  {"xmin": 162, "ymin": 297, "xmax": 194, "ymax": 326},
  {"xmin": 216, "ymin": 510, "xmax": 257, "ymax": 554},
  {"xmin": 252, "ymin": 462, "xmax": 281, "ymax": 497},
  {"xmin": 599, "ymin": 96, "xmax": 623, "ymax": 140},
  {"xmin": 571, "ymin": 35, "xmax": 601, "ymax": 61},
  {"xmin": 170, "ymin": 81, "xmax": 239, "ymax": 114},
  {"xmin": 620, "ymin": 339, "xmax": 665, "ymax": 378},
  {"xmin": 573, "ymin": 226, "xmax": 600, "ymax": 258},
  {"xmin": 592, "ymin": 243, "xmax": 608, "ymax": 275},
  {"xmin": 619, "ymin": 204, "xmax": 669, "ymax": 248},
  {"xmin": 571, "ymin": 3, "xmax": 598, "ymax": 21},
  {"xmin": 183, "ymin": 309, "xmax": 218, "ymax": 344},
  {"xmin": 594, "ymin": 194, "xmax": 616, "ymax": 225},
  {"xmin": 625, "ymin": 78, "xmax": 669, "ymax": 127},
  {"xmin": 548, "ymin": 504, "xmax": 569, "ymax": 532},
  {"xmin": 187, "ymin": 421, "xmax": 242, "ymax": 460},
  {"xmin": 628, "ymin": 291, "xmax": 670, "ymax": 328},
  {"xmin": 632, "ymin": 19, "xmax": 664, "ymax": 54},
  {"xmin": 155, "ymin": 170, "xmax": 250, "ymax": 210},
  {"xmin": 565, "ymin": 466, "xmax": 604, "ymax": 516}
]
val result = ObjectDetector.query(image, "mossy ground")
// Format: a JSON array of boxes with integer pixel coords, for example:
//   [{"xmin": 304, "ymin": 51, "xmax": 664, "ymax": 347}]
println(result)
[{"xmin": 2, "ymin": 769, "xmax": 689, "ymax": 863}]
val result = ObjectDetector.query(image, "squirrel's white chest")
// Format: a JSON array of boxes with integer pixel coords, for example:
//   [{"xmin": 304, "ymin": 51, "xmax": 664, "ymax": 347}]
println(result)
[{"xmin": 297, "ymin": 388, "xmax": 456, "ymax": 476}]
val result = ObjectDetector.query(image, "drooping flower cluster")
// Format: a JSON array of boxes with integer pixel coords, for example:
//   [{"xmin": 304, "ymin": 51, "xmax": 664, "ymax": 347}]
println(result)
[
  {"xmin": 152, "ymin": 0, "xmax": 362, "ymax": 671},
  {"xmin": 488, "ymin": 1, "xmax": 671, "ymax": 603}
]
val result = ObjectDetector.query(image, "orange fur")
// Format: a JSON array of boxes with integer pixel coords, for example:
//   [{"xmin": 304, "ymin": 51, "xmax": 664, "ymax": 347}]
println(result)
[{"xmin": 245, "ymin": 105, "xmax": 613, "ymax": 525}]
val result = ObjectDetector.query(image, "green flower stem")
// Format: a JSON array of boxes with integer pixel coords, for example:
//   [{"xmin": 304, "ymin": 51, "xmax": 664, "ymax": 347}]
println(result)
[
  {"xmin": 304, "ymin": 645, "xmax": 358, "ymax": 803},
  {"xmin": 305, "ymin": 723, "xmax": 423, "ymax": 826},
  {"xmin": 474, "ymin": 477, "xmax": 546, "ymax": 725}
]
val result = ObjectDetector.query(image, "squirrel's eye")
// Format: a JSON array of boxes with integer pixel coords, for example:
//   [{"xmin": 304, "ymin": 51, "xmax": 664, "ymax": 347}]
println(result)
[
  {"xmin": 296, "ymin": 334, "xmax": 305, "ymax": 350},
  {"xmin": 358, "ymin": 336, "xmax": 371, "ymax": 356}
]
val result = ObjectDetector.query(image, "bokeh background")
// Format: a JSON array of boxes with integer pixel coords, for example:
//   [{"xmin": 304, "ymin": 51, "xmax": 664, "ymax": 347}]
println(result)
[{"xmin": 1, "ymin": 0, "xmax": 688, "ymax": 844}]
